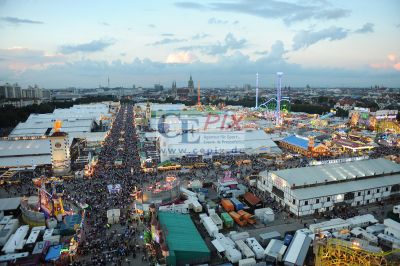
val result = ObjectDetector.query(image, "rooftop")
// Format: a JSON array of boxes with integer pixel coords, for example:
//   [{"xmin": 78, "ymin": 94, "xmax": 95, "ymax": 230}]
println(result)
[
  {"xmin": 268, "ymin": 158, "xmax": 400, "ymax": 188},
  {"xmin": 158, "ymin": 212, "xmax": 210, "ymax": 254},
  {"xmin": 281, "ymin": 135, "xmax": 316, "ymax": 150},
  {"xmin": 0, "ymin": 197, "xmax": 21, "ymax": 211}
]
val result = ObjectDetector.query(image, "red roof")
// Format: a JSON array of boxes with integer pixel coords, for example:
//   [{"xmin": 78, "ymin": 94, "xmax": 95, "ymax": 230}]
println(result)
[{"xmin": 243, "ymin": 192, "xmax": 261, "ymax": 206}]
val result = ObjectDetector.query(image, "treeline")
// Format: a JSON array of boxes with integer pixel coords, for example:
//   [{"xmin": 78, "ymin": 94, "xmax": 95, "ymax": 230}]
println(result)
[{"xmin": 0, "ymin": 95, "xmax": 117, "ymax": 129}]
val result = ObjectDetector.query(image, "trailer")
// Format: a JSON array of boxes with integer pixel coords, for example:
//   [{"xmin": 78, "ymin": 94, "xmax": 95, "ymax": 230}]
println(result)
[
  {"xmin": 210, "ymin": 212, "xmax": 223, "ymax": 230},
  {"xmin": 180, "ymin": 187, "xmax": 197, "ymax": 198},
  {"xmin": 0, "ymin": 252, "xmax": 29, "ymax": 263},
  {"xmin": 229, "ymin": 211, "xmax": 247, "ymax": 226},
  {"xmin": 378, "ymin": 233, "xmax": 400, "ymax": 249},
  {"xmin": 2, "ymin": 225, "xmax": 29, "ymax": 254},
  {"xmin": 259, "ymin": 231, "xmax": 281, "ymax": 247},
  {"xmin": 235, "ymin": 239, "xmax": 255, "ymax": 259},
  {"xmin": 205, "ymin": 200, "xmax": 217, "ymax": 215},
  {"xmin": 159, "ymin": 203, "xmax": 189, "ymax": 214},
  {"xmin": 309, "ymin": 218, "xmax": 350, "ymax": 233},
  {"xmin": 25, "ymin": 226, "xmax": 45, "ymax": 249},
  {"xmin": 229, "ymin": 231, "xmax": 250, "ymax": 242},
  {"xmin": 350, "ymin": 227, "xmax": 378, "ymax": 245},
  {"xmin": 225, "ymin": 247, "xmax": 242, "ymax": 264},
  {"xmin": 43, "ymin": 229, "xmax": 54, "ymax": 241},
  {"xmin": 366, "ymin": 224, "xmax": 386, "ymax": 235},
  {"xmin": 238, "ymin": 257, "xmax": 257, "ymax": 266},
  {"xmin": 254, "ymin": 208, "xmax": 272, "ymax": 220},
  {"xmin": 283, "ymin": 232, "xmax": 312, "ymax": 266},
  {"xmin": 245, "ymin": 237, "xmax": 264, "ymax": 260},
  {"xmin": 214, "ymin": 233, "xmax": 242, "ymax": 263},
  {"xmin": 346, "ymin": 214, "xmax": 378, "ymax": 229},
  {"xmin": 0, "ymin": 218, "xmax": 19, "ymax": 246},
  {"xmin": 237, "ymin": 210, "xmax": 256, "ymax": 224},
  {"xmin": 202, "ymin": 216, "xmax": 219, "ymax": 237},
  {"xmin": 221, "ymin": 199, "xmax": 235, "ymax": 212},
  {"xmin": 230, "ymin": 198, "xmax": 244, "ymax": 211},
  {"xmin": 264, "ymin": 239, "xmax": 287, "ymax": 263},
  {"xmin": 221, "ymin": 212, "xmax": 234, "ymax": 228},
  {"xmin": 211, "ymin": 239, "xmax": 226, "ymax": 258}
]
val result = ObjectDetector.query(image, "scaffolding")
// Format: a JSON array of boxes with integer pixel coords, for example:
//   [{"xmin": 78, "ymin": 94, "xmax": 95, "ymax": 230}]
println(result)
[{"xmin": 314, "ymin": 238, "xmax": 400, "ymax": 266}]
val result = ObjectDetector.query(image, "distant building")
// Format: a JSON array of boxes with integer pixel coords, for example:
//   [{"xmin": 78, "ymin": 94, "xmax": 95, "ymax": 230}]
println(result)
[
  {"xmin": 188, "ymin": 74, "xmax": 194, "ymax": 96},
  {"xmin": 176, "ymin": 88, "xmax": 190, "ymax": 99},
  {"xmin": 154, "ymin": 84, "xmax": 164, "ymax": 91},
  {"xmin": 0, "ymin": 83, "xmax": 21, "ymax": 99},
  {"xmin": 334, "ymin": 98, "xmax": 356, "ymax": 111},
  {"xmin": 258, "ymin": 158, "xmax": 400, "ymax": 216},
  {"xmin": 279, "ymin": 135, "xmax": 329, "ymax": 157},
  {"xmin": 22, "ymin": 85, "xmax": 45, "ymax": 99}
]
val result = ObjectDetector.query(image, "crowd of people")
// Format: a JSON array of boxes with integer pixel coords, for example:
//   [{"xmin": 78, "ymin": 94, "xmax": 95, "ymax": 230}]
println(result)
[{"xmin": 66, "ymin": 105, "xmax": 155, "ymax": 266}]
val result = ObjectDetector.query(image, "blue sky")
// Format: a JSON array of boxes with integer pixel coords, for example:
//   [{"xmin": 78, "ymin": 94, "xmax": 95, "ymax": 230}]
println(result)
[{"xmin": 0, "ymin": 0, "xmax": 399, "ymax": 88}]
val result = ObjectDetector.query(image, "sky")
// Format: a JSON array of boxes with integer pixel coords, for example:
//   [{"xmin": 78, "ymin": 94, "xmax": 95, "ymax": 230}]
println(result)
[{"xmin": 0, "ymin": 0, "xmax": 399, "ymax": 88}]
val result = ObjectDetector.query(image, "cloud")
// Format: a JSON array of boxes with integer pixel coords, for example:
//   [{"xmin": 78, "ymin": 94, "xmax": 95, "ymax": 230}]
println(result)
[
  {"xmin": 100, "ymin": 22, "xmax": 109, "ymax": 26},
  {"xmin": 370, "ymin": 53, "xmax": 400, "ymax": 72},
  {"xmin": 191, "ymin": 33, "xmax": 210, "ymax": 40},
  {"xmin": 175, "ymin": 1, "xmax": 350, "ymax": 25},
  {"xmin": 265, "ymin": 40, "xmax": 286, "ymax": 61},
  {"xmin": 148, "ymin": 24, "xmax": 156, "ymax": 28},
  {"xmin": 166, "ymin": 51, "xmax": 197, "ymax": 64},
  {"xmin": 149, "ymin": 38, "xmax": 187, "ymax": 46},
  {"xmin": 59, "ymin": 39, "xmax": 114, "ymax": 54},
  {"xmin": 2, "ymin": 43, "xmax": 400, "ymax": 88},
  {"xmin": 0, "ymin": 47, "xmax": 64, "ymax": 72},
  {"xmin": 208, "ymin": 17, "xmax": 228, "ymax": 24},
  {"xmin": 161, "ymin": 33, "xmax": 175, "ymax": 37},
  {"xmin": 388, "ymin": 53, "xmax": 397, "ymax": 62},
  {"xmin": 354, "ymin": 23, "xmax": 374, "ymax": 34},
  {"xmin": 255, "ymin": 50, "xmax": 268, "ymax": 55},
  {"xmin": 174, "ymin": 2, "xmax": 205, "ymax": 10},
  {"xmin": 233, "ymin": 20, "xmax": 239, "ymax": 25},
  {"xmin": 1, "ymin": 16, "xmax": 43, "ymax": 25},
  {"xmin": 292, "ymin": 26, "xmax": 348, "ymax": 50},
  {"xmin": 179, "ymin": 33, "xmax": 247, "ymax": 55}
]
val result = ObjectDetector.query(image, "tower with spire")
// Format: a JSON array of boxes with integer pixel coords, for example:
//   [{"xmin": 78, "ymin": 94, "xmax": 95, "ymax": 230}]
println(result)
[{"xmin": 188, "ymin": 74, "xmax": 194, "ymax": 96}]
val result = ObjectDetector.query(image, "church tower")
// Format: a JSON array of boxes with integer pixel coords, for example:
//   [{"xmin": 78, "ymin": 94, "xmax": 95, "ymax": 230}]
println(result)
[{"xmin": 188, "ymin": 74, "xmax": 194, "ymax": 95}]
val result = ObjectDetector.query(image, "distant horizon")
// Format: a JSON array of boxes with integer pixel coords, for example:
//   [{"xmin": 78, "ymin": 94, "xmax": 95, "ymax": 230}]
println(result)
[
  {"xmin": 3, "ymin": 82, "xmax": 400, "ymax": 90},
  {"xmin": 1, "ymin": 1, "xmax": 399, "ymax": 87}
]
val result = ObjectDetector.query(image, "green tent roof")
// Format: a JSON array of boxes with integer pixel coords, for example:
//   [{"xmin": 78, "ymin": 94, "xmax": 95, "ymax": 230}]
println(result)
[{"xmin": 158, "ymin": 212, "xmax": 210, "ymax": 254}]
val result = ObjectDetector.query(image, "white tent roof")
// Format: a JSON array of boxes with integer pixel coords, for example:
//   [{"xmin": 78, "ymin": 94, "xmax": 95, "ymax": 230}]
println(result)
[
  {"xmin": 0, "ymin": 155, "xmax": 51, "ymax": 168},
  {"xmin": 269, "ymin": 158, "xmax": 400, "ymax": 187},
  {"xmin": 0, "ymin": 139, "xmax": 50, "ymax": 157}
]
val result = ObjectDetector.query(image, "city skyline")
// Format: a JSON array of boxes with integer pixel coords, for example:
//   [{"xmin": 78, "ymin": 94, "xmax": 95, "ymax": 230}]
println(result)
[{"xmin": 0, "ymin": 0, "xmax": 399, "ymax": 88}]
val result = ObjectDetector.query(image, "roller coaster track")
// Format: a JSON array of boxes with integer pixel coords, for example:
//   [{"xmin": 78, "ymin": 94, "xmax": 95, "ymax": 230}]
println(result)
[{"xmin": 315, "ymin": 238, "xmax": 400, "ymax": 266}]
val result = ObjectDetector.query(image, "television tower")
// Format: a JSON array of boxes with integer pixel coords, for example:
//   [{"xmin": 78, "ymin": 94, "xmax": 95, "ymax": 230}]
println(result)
[
  {"xmin": 276, "ymin": 72, "xmax": 283, "ymax": 126},
  {"xmin": 255, "ymin": 72, "xmax": 259, "ymax": 109}
]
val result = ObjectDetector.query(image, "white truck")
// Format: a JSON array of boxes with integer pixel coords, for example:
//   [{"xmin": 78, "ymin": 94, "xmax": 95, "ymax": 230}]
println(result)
[
  {"xmin": 238, "ymin": 257, "xmax": 257, "ymax": 266},
  {"xmin": 245, "ymin": 237, "xmax": 264, "ymax": 260},
  {"xmin": 202, "ymin": 216, "xmax": 219, "ymax": 238},
  {"xmin": 209, "ymin": 210, "xmax": 223, "ymax": 230},
  {"xmin": 235, "ymin": 239, "xmax": 255, "ymax": 259}
]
